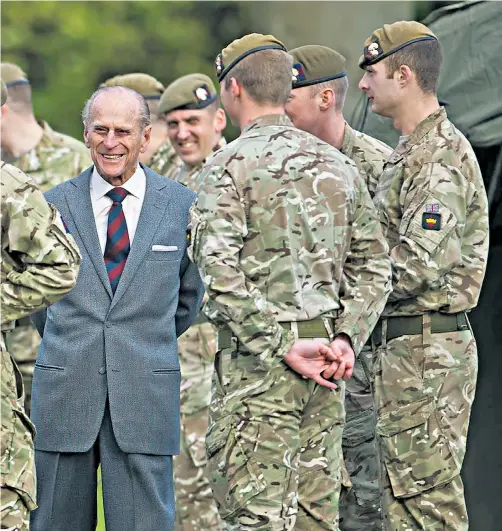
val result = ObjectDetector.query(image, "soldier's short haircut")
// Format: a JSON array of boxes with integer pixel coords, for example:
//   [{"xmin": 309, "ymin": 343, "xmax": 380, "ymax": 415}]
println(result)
[
  {"xmin": 5, "ymin": 84, "xmax": 33, "ymax": 115},
  {"xmin": 309, "ymin": 76, "xmax": 349, "ymax": 113},
  {"xmin": 384, "ymin": 39, "xmax": 443, "ymax": 94},
  {"xmin": 228, "ymin": 49, "xmax": 293, "ymax": 106},
  {"xmin": 82, "ymin": 86, "xmax": 151, "ymax": 130}
]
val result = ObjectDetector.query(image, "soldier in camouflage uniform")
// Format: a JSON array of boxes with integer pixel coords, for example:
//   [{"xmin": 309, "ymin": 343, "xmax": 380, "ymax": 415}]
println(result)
[
  {"xmin": 0, "ymin": 63, "xmax": 91, "ymax": 415},
  {"xmin": 157, "ymin": 73, "xmax": 227, "ymax": 531},
  {"xmin": 358, "ymin": 22, "xmax": 489, "ymax": 530},
  {"xmin": 285, "ymin": 45, "xmax": 393, "ymax": 531},
  {"xmin": 0, "ymin": 79, "xmax": 81, "ymax": 530},
  {"xmin": 99, "ymin": 72, "xmax": 172, "ymax": 167},
  {"xmin": 189, "ymin": 34, "xmax": 392, "ymax": 531}
]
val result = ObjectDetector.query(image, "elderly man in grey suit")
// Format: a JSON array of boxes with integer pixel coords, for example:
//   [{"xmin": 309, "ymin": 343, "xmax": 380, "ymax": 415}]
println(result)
[{"xmin": 29, "ymin": 86, "xmax": 204, "ymax": 531}]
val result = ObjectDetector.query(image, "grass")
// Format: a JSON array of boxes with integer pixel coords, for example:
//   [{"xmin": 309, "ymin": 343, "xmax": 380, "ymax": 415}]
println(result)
[{"xmin": 97, "ymin": 467, "xmax": 106, "ymax": 530}]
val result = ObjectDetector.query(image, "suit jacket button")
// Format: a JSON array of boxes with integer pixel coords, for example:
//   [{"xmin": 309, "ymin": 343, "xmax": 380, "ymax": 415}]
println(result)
[
  {"xmin": 105, "ymin": 322, "xmax": 112, "ymax": 328},
  {"xmin": 99, "ymin": 367, "xmax": 106, "ymax": 374}
]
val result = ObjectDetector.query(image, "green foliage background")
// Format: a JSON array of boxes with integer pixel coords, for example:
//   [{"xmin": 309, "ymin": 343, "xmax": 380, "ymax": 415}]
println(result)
[{"xmin": 1, "ymin": 1, "xmax": 251, "ymax": 140}]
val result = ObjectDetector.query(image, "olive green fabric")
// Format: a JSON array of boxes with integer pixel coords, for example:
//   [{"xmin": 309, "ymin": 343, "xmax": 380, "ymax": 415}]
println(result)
[
  {"xmin": 159, "ymin": 73, "xmax": 217, "ymax": 115},
  {"xmin": 100, "ymin": 73, "xmax": 164, "ymax": 99},
  {"xmin": 358, "ymin": 21, "xmax": 437, "ymax": 68},
  {"xmin": 290, "ymin": 45, "xmax": 346, "ymax": 88},
  {"xmin": 216, "ymin": 33, "xmax": 286, "ymax": 81}
]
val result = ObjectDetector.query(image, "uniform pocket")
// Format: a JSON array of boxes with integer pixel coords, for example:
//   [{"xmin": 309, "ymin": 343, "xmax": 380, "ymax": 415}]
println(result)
[
  {"xmin": 206, "ymin": 418, "xmax": 266, "ymax": 518},
  {"xmin": 376, "ymin": 395, "xmax": 459, "ymax": 498},
  {"xmin": 1, "ymin": 403, "xmax": 37, "ymax": 510}
]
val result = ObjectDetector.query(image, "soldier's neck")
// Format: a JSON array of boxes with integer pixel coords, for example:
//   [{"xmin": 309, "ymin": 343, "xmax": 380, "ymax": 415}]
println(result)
[
  {"xmin": 139, "ymin": 120, "xmax": 168, "ymax": 164},
  {"xmin": 1, "ymin": 115, "xmax": 44, "ymax": 159},
  {"xmin": 238, "ymin": 105, "xmax": 284, "ymax": 131},
  {"xmin": 316, "ymin": 112, "xmax": 346, "ymax": 150},
  {"xmin": 393, "ymin": 94, "xmax": 440, "ymax": 136}
]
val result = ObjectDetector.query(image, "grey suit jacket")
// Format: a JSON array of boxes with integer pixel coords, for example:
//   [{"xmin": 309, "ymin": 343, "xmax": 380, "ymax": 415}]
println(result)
[{"xmin": 31, "ymin": 165, "xmax": 204, "ymax": 455}]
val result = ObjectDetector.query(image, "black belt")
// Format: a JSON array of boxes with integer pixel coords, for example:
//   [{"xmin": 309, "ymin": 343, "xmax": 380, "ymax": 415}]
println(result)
[{"xmin": 370, "ymin": 311, "xmax": 469, "ymax": 346}]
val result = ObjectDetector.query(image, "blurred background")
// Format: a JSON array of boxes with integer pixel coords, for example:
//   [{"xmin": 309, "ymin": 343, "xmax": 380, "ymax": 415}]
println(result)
[{"xmin": 2, "ymin": 1, "xmax": 501, "ymax": 529}]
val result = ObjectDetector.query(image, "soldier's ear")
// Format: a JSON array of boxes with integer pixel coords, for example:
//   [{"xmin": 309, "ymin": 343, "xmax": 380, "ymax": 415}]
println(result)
[
  {"xmin": 397, "ymin": 65, "xmax": 413, "ymax": 88},
  {"xmin": 83, "ymin": 128, "xmax": 91, "ymax": 148},
  {"xmin": 319, "ymin": 88, "xmax": 334, "ymax": 111},
  {"xmin": 214, "ymin": 108, "xmax": 227, "ymax": 133}
]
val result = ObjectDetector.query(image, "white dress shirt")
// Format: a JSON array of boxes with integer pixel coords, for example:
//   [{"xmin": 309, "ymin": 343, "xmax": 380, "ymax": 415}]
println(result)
[{"xmin": 90, "ymin": 165, "xmax": 146, "ymax": 255}]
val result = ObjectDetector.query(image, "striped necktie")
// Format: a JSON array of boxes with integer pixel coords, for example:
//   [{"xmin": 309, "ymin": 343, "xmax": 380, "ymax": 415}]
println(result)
[{"xmin": 104, "ymin": 187, "xmax": 130, "ymax": 294}]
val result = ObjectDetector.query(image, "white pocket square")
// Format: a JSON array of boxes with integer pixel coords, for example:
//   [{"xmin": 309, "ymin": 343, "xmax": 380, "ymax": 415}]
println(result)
[{"xmin": 152, "ymin": 245, "xmax": 178, "ymax": 252}]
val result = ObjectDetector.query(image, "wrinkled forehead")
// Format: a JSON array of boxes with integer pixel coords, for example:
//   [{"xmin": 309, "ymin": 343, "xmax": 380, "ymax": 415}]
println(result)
[{"xmin": 89, "ymin": 92, "xmax": 142, "ymax": 128}]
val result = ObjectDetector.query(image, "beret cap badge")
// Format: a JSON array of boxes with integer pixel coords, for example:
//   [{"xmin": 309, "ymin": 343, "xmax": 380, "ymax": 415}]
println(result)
[
  {"xmin": 195, "ymin": 86, "xmax": 209, "ymax": 102},
  {"xmin": 215, "ymin": 54, "xmax": 223, "ymax": 75}
]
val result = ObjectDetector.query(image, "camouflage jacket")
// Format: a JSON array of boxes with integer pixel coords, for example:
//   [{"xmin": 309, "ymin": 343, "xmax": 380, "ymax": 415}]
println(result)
[
  {"xmin": 341, "ymin": 122, "xmax": 392, "ymax": 198},
  {"xmin": 170, "ymin": 137, "xmax": 227, "ymax": 189},
  {"xmin": 3, "ymin": 121, "xmax": 91, "ymax": 192},
  {"xmin": 1, "ymin": 162, "xmax": 81, "ymax": 330},
  {"xmin": 189, "ymin": 114, "xmax": 391, "ymax": 369},
  {"xmin": 149, "ymin": 138, "xmax": 183, "ymax": 179},
  {"xmin": 374, "ymin": 107, "xmax": 489, "ymax": 316}
]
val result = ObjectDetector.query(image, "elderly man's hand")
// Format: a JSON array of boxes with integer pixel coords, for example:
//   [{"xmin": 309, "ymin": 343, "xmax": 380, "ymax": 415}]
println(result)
[{"xmin": 282, "ymin": 340, "xmax": 342, "ymax": 390}]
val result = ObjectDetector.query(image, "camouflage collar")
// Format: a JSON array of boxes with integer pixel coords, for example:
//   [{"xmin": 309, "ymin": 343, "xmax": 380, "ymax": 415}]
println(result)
[
  {"xmin": 341, "ymin": 122, "xmax": 356, "ymax": 158},
  {"xmin": 388, "ymin": 107, "xmax": 447, "ymax": 163},
  {"xmin": 242, "ymin": 114, "xmax": 293, "ymax": 134}
]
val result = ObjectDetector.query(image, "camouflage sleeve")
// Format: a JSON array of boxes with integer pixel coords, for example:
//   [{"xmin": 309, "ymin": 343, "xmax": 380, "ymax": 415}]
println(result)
[
  {"xmin": 189, "ymin": 165, "xmax": 295, "ymax": 371},
  {"xmin": 337, "ymin": 178, "xmax": 392, "ymax": 354},
  {"xmin": 1, "ymin": 183, "xmax": 81, "ymax": 325},
  {"xmin": 388, "ymin": 162, "xmax": 481, "ymax": 301}
]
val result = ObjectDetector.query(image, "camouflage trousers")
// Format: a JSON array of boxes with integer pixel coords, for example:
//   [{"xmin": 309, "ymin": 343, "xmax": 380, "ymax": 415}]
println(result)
[
  {"xmin": 339, "ymin": 346, "xmax": 381, "ymax": 531},
  {"xmin": 373, "ymin": 318, "xmax": 477, "ymax": 531},
  {"xmin": 3, "ymin": 318, "xmax": 40, "ymax": 417},
  {"xmin": 174, "ymin": 323, "xmax": 221, "ymax": 531},
  {"xmin": 206, "ymin": 343, "xmax": 346, "ymax": 531},
  {"xmin": 1, "ymin": 334, "xmax": 37, "ymax": 530}
]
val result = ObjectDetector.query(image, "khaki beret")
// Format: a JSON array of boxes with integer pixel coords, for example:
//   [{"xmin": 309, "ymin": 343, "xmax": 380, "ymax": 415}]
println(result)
[
  {"xmin": 0, "ymin": 62, "xmax": 29, "ymax": 88},
  {"xmin": 359, "ymin": 21, "xmax": 437, "ymax": 69},
  {"xmin": 290, "ymin": 45, "xmax": 346, "ymax": 89},
  {"xmin": 216, "ymin": 33, "xmax": 287, "ymax": 82},
  {"xmin": 1, "ymin": 80, "xmax": 7, "ymax": 106},
  {"xmin": 100, "ymin": 73, "xmax": 164, "ymax": 99},
  {"xmin": 159, "ymin": 73, "xmax": 217, "ymax": 115}
]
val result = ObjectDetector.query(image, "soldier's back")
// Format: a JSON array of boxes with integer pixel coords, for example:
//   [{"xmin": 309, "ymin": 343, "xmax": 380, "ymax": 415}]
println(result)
[{"xmin": 206, "ymin": 114, "xmax": 359, "ymax": 321}]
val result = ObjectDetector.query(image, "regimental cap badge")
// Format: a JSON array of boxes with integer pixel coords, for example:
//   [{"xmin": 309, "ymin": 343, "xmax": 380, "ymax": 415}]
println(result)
[
  {"xmin": 215, "ymin": 54, "xmax": 223, "ymax": 76},
  {"xmin": 364, "ymin": 40, "xmax": 383, "ymax": 60},
  {"xmin": 195, "ymin": 85, "xmax": 210, "ymax": 103},
  {"xmin": 292, "ymin": 63, "xmax": 306, "ymax": 83}
]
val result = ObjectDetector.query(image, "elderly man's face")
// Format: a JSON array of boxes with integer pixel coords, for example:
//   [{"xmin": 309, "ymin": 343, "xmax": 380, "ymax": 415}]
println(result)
[{"xmin": 84, "ymin": 91, "xmax": 151, "ymax": 186}]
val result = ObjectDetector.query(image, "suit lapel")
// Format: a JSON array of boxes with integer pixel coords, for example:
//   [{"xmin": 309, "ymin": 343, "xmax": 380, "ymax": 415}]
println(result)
[
  {"xmin": 109, "ymin": 168, "xmax": 170, "ymax": 310},
  {"xmin": 64, "ymin": 169, "xmax": 113, "ymax": 298}
]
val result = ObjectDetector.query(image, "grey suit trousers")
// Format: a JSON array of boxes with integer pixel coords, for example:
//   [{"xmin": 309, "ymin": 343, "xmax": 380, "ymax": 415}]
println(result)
[{"xmin": 30, "ymin": 404, "xmax": 175, "ymax": 531}]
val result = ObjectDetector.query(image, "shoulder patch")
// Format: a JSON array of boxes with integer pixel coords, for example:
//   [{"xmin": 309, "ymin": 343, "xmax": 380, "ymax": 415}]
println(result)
[{"xmin": 422, "ymin": 212, "xmax": 441, "ymax": 230}]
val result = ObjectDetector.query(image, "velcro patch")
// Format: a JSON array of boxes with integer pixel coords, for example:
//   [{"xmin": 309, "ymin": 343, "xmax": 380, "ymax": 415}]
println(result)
[{"xmin": 422, "ymin": 212, "xmax": 441, "ymax": 231}]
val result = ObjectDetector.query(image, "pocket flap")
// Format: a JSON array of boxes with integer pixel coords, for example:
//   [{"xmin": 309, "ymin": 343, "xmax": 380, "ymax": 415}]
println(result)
[
  {"xmin": 376, "ymin": 395, "xmax": 435, "ymax": 437},
  {"xmin": 343, "ymin": 408, "xmax": 375, "ymax": 447},
  {"xmin": 206, "ymin": 416, "xmax": 231, "ymax": 458}
]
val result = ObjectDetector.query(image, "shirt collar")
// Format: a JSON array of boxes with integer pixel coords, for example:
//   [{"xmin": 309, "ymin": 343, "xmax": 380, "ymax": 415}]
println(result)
[
  {"xmin": 242, "ymin": 114, "xmax": 293, "ymax": 134},
  {"xmin": 90, "ymin": 163, "xmax": 146, "ymax": 201}
]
